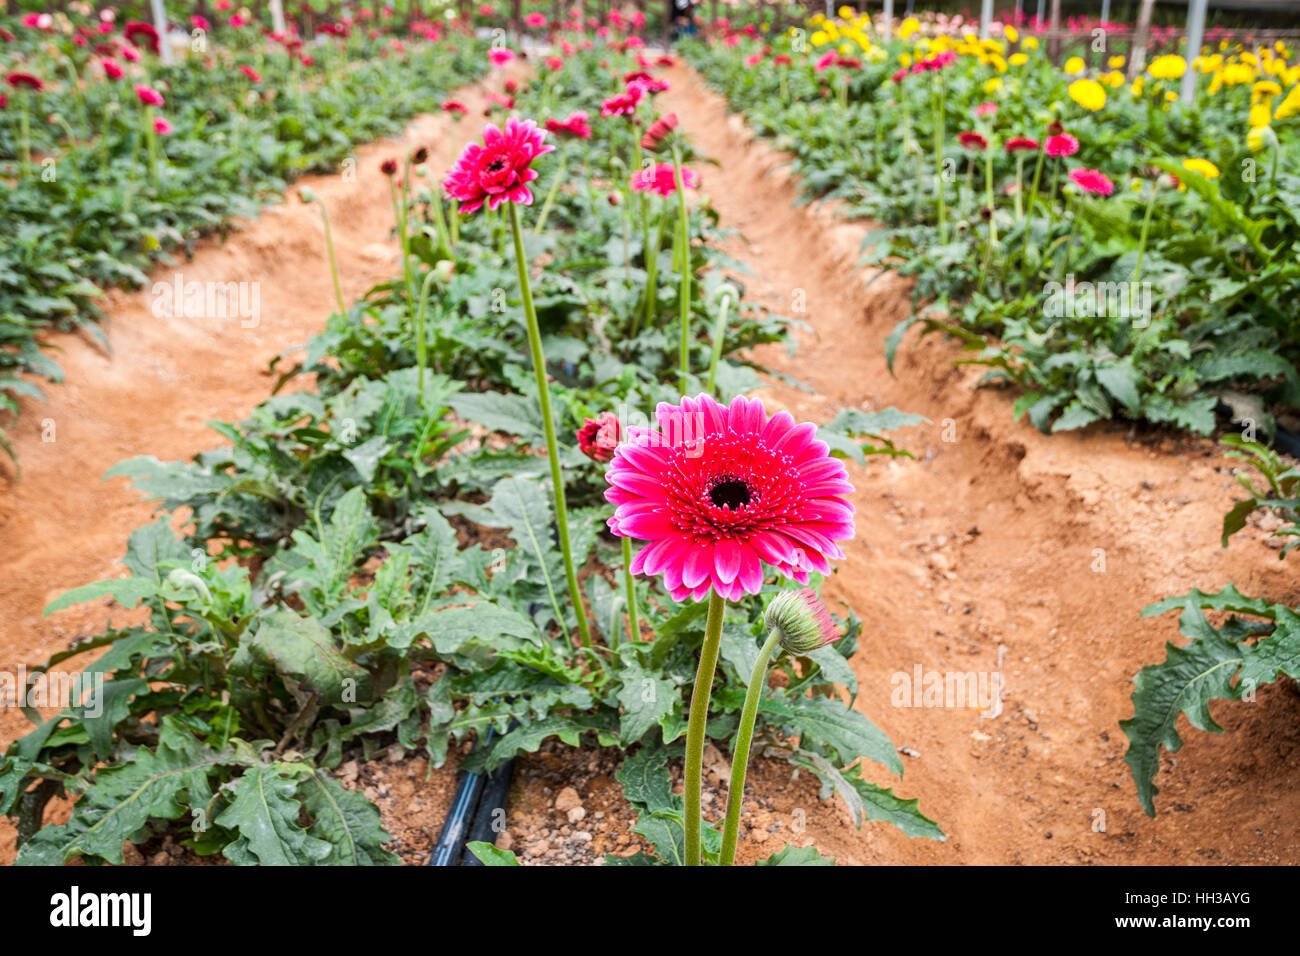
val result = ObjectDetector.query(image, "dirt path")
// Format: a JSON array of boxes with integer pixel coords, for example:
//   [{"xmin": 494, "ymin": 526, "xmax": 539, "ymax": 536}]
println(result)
[
  {"xmin": 659, "ymin": 63, "xmax": 1300, "ymax": 865},
  {"xmin": 0, "ymin": 68, "xmax": 525, "ymax": 864}
]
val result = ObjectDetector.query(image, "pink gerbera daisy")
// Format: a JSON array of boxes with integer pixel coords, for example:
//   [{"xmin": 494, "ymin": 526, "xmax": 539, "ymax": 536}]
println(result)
[
  {"xmin": 443, "ymin": 117, "xmax": 554, "ymax": 215},
  {"xmin": 545, "ymin": 110, "xmax": 592, "ymax": 140},
  {"xmin": 600, "ymin": 86, "xmax": 643, "ymax": 117},
  {"xmin": 1044, "ymin": 132, "xmax": 1080, "ymax": 157},
  {"xmin": 604, "ymin": 394, "xmax": 855, "ymax": 603},
  {"xmin": 629, "ymin": 162, "xmax": 698, "ymax": 196},
  {"xmin": 134, "ymin": 83, "xmax": 164, "ymax": 106},
  {"xmin": 153, "ymin": 116, "xmax": 173, "ymax": 135},
  {"xmin": 487, "ymin": 47, "xmax": 516, "ymax": 66},
  {"xmin": 1069, "ymin": 167, "xmax": 1114, "ymax": 196}
]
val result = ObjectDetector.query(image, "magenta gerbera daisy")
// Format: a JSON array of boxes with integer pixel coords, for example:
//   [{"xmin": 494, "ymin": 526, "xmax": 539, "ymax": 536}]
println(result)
[
  {"xmin": 443, "ymin": 117, "xmax": 554, "ymax": 215},
  {"xmin": 604, "ymin": 394, "xmax": 855, "ymax": 603}
]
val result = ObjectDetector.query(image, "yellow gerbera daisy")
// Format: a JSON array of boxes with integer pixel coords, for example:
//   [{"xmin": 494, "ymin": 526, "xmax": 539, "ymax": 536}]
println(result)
[
  {"xmin": 1182, "ymin": 157, "xmax": 1220, "ymax": 179},
  {"xmin": 1148, "ymin": 54, "xmax": 1186, "ymax": 79},
  {"xmin": 1068, "ymin": 78, "xmax": 1107, "ymax": 111}
]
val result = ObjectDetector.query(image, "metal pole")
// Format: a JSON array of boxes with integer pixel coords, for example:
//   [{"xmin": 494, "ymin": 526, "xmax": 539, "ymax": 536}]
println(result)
[
  {"xmin": 979, "ymin": 0, "xmax": 993, "ymax": 39},
  {"xmin": 1099, "ymin": 0, "xmax": 1110, "ymax": 25},
  {"xmin": 270, "ymin": 0, "xmax": 286, "ymax": 34},
  {"xmin": 882, "ymin": 0, "xmax": 893, "ymax": 40},
  {"xmin": 150, "ymin": 0, "xmax": 174, "ymax": 65},
  {"xmin": 1035, "ymin": 0, "xmax": 1044, "ymax": 28},
  {"xmin": 1181, "ymin": 0, "xmax": 1207, "ymax": 104}
]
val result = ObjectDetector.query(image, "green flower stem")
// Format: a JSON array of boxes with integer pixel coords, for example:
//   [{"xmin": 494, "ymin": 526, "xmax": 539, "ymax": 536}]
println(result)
[
  {"xmin": 415, "ymin": 268, "xmax": 439, "ymax": 410},
  {"xmin": 428, "ymin": 187, "xmax": 454, "ymax": 255},
  {"xmin": 705, "ymin": 290, "xmax": 735, "ymax": 396},
  {"xmin": 1131, "ymin": 179, "xmax": 1159, "ymax": 284},
  {"xmin": 1013, "ymin": 154, "xmax": 1025, "ymax": 220},
  {"xmin": 508, "ymin": 202, "xmax": 591, "ymax": 649},
  {"xmin": 620, "ymin": 536, "xmax": 638, "ymax": 646},
  {"xmin": 314, "ymin": 199, "xmax": 347, "ymax": 317},
  {"xmin": 17, "ymin": 94, "xmax": 32, "ymax": 174},
  {"xmin": 983, "ymin": 148, "xmax": 997, "ymax": 246},
  {"xmin": 672, "ymin": 141, "xmax": 692, "ymax": 392},
  {"xmin": 144, "ymin": 107, "xmax": 160, "ymax": 188},
  {"xmin": 719, "ymin": 627, "xmax": 782, "ymax": 866},
  {"xmin": 684, "ymin": 589, "xmax": 726, "ymax": 866},
  {"xmin": 1017, "ymin": 143, "xmax": 1049, "ymax": 289},
  {"xmin": 533, "ymin": 144, "xmax": 568, "ymax": 235},
  {"xmin": 393, "ymin": 174, "xmax": 415, "ymax": 305},
  {"xmin": 933, "ymin": 90, "xmax": 947, "ymax": 243}
]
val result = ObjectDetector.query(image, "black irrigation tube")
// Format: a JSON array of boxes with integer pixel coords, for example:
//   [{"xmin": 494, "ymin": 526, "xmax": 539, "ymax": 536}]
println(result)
[
  {"xmin": 1273, "ymin": 425, "xmax": 1300, "ymax": 459},
  {"xmin": 427, "ymin": 725, "xmax": 518, "ymax": 867},
  {"xmin": 427, "ymin": 601, "xmax": 543, "ymax": 866}
]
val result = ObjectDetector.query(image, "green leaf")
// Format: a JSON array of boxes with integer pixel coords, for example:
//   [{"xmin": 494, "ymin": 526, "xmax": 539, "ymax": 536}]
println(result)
[
  {"xmin": 1120, "ymin": 605, "xmax": 1245, "ymax": 816},
  {"xmin": 758, "ymin": 693, "xmax": 903, "ymax": 775},
  {"xmin": 248, "ymin": 609, "xmax": 373, "ymax": 704},
  {"xmin": 466, "ymin": 841, "xmax": 522, "ymax": 865},
  {"xmin": 300, "ymin": 771, "xmax": 401, "ymax": 865},
  {"xmin": 756, "ymin": 844, "xmax": 836, "ymax": 865},
  {"xmin": 615, "ymin": 659, "xmax": 679, "ymax": 744},
  {"xmin": 218, "ymin": 763, "xmax": 332, "ymax": 866},
  {"xmin": 16, "ymin": 718, "xmax": 240, "ymax": 866}
]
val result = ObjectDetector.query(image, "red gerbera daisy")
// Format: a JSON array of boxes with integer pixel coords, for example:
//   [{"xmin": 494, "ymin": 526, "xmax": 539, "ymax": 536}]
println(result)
[
  {"xmin": 577, "ymin": 412, "xmax": 621, "ymax": 462},
  {"xmin": 443, "ymin": 117, "xmax": 554, "ymax": 215},
  {"xmin": 544, "ymin": 110, "xmax": 592, "ymax": 140},
  {"xmin": 442, "ymin": 100, "xmax": 469, "ymax": 116},
  {"xmin": 1004, "ymin": 136, "xmax": 1039, "ymax": 152},
  {"xmin": 600, "ymin": 86, "xmax": 643, "ymax": 117},
  {"xmin": 604, "ymin": 394, "xmax": 855, "ymax": 603},
  {"xmin": 123, "ymin": 20, "xmax": 160, "ymax": 54},
  {"xmin": 640, "ymin": 112, "xmax": 677, "ymax": 151},
  {"xmin": 958, "ymin": 130, "xmax": 988, "ymax": 151},
  {"xmin": 6, "ymin": 72, "xmax": 43, "ymax": 91},
  {"xmin": 134, "ymin": 84, "xmax": 164, "ymax": 107}
]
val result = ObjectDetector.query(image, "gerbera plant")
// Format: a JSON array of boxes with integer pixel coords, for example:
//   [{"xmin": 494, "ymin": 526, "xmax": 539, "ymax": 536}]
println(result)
[
  {"xmin": 444, "ymin": 117, "xmax": 593, "ymax": 648},
  {"xmin": 605, "ymin": 393, "xmax": 855, "ymax": 864}
]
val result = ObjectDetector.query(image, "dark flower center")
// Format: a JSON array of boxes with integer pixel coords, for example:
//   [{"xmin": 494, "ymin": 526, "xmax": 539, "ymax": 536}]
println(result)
[
  {"xmin": 709, "ymin": 475, "xmax": 754, "ymax": 511},
  {"xmin": 486, "ymin": 157, "xmax": 507, "ymax": 173}
]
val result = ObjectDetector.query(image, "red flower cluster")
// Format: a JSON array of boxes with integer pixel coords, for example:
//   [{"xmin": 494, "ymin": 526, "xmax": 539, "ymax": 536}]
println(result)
[{"xmin": 577, "ymin": 412, "xmax": 621, "ymax": 462}]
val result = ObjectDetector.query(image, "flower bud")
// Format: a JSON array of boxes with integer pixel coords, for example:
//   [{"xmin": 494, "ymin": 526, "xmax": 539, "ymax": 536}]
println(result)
[
  {"xmin": 433, "ymin": 259, "xmax": 455, "ymax": 284},
  {"xmin": 764, "ymin": 588, "xmax": 839, "ymax": 654}
]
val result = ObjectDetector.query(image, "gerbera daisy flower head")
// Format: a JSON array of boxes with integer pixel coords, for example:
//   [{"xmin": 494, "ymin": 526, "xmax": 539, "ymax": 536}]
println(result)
[
  {"xmin": 814, "ymin": 50, "xmax": 837, "ymax": 72},
  {"xmin": 442, "ymin": 100, "xmax": 469, "ymax": 116},
  {"xmin": 958, "ymin": 130, "xmax": 989, "ymax": 151},
  {"xmin": 577, "ymin": 411, "xmax": 621, "ymax": 462},
  {"xmin": 1004, "ymin": 135, "xmax": 1039, "ymax": 152},
  {"xmin": 524, "ymin": 12, "xmax": 546, "ymax": 27},
  {"xmin": 974, "ymin": 101, "xmax": 998, "ymax": 118},
  {"xmin": 1069, "ymin": 167, "xmax": 1114, "ymax": 195},
  {"xmin": 134, "ymin": 84, "xmax": 164, "ymax": 107},
  {"xmin": 443, "ymin": 117, "xmax": 554, "ymax": 215},
  {"xmin": 380, "ymin": 157, "xmax": 399, "ymax": 176},
  {"xmin": 123, "ymin": 20, "xmax": 160, "ymax": 53},
  {"xmin": 487, "ymin": 46, "xmax": 516, "ymax": 66},
  {"xmin": 6, "ymin": 72, "xmax": 44, "ymax": 91},
  {"xmin": 101, "ymin": 59, "xmax": 124, "ymax": 81},
  {"xmin": 604, "ymin": 394, "xmax": 855, "ymax": 603},
  {"xmin": 765, "ymin": 588, "xmax": 840, "ymax": 653},
  {"xmin": 640, "ymin": 112, "xmax": 678, "ymax": 151},
  {"xmin": 1044, "ymin": 132, "xmax": 1079, "ymax": 157},
  {"xmin": 544, "ymin": 110, "xmax": 592, "ymax": 140},
  {"xmin": 153, "ymin": 116, "xmax": 173, "ymax": 135},
  {"xmin": 240, "ymin": 65, "xmax": 262, "ymax": 83},
  {"xmin": 630, "ymin": 162, "xmax": 698, "ymax": 197},
  {"xmin": 600, "ymin": 86, "xmax": 643, "ymax": 117}
]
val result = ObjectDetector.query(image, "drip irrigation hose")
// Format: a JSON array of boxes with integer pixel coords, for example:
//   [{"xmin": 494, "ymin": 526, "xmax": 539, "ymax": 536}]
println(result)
[
  {"xmin": 427, "ymin": 725, "xmax": 498, "ymax": 867},
  {"xmin": 1274, "ymin": 425, "xmax": 1300, "ymax": 459},
  {"xmin": 460, "ymin": 755, "xmax": 519, "ymax": 867}
]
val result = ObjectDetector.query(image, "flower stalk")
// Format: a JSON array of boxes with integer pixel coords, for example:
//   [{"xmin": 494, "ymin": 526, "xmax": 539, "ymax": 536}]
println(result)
[
  {"xmin": 719, "ymin": 626, "xmax": 782, "ymax": 866},
  {"xmin": 508, "ymin": 202, "xmax": 591, "ymax": 649},
  {"xmin": 684, "ymin": 589, "xmax": 726, "ymax": 866}
]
